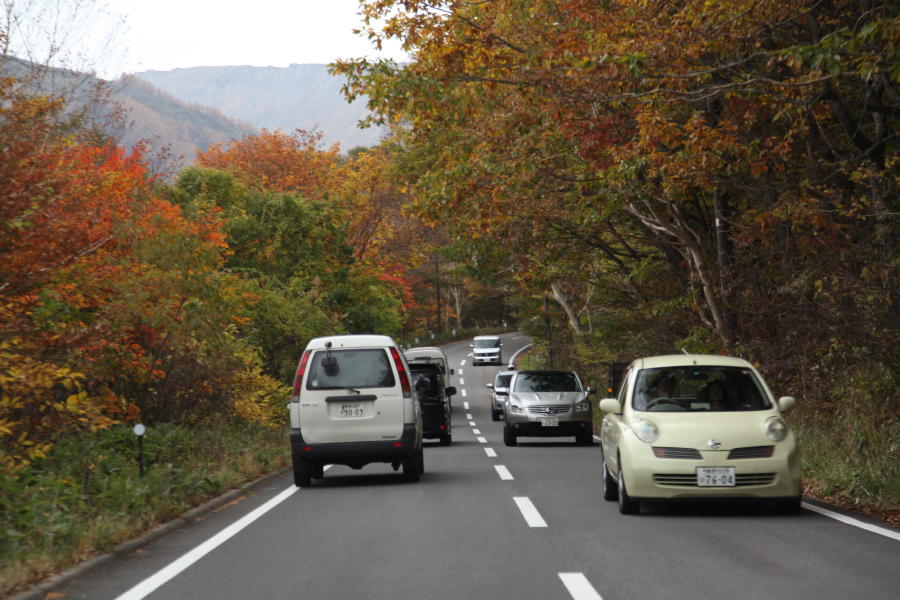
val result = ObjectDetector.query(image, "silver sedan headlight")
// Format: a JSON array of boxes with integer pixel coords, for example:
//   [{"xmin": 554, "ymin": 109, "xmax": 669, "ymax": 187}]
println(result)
[
  {"xmin": 508, "ymin": 402, "xmax": 525, "ymax": 415},
  {"xmin": 574, "ymin": 399, "xmax": 591, "ymax": 414}
]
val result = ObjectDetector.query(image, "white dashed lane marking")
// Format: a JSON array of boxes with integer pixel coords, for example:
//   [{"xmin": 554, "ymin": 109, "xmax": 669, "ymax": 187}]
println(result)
[
  {"xmin": 559, "ymin": 573, "xmax": 603, "ymax": 600},
  {"xmin": 466, "ymin": 413, "xmax": 474, "ymax": 420},
  {"xmin": 495, "ymin": 465, "xmax": 513, "ymax": 480},
  {"xmin": 513, "ymin": 496, "xmax": 547, "ymax": 527},
  {"xmin": 484, "ymin": 447, "xmax": 497, "ymax": 457},
  {"xmin": 477, "ymin": 436, "xmax": 488, "ymax": 444},
  {"xmin": 463, "ymin": 401, "xmax": 470, "ymax": 409},
  {"xmin": 472, "ymin": 428, "xmax": 481, "ymax": 435}
]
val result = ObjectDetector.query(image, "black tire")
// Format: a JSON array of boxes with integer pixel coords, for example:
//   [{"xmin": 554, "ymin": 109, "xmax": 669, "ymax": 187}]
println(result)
[
  {"xmin": 576, "ymin": 431, "xmax": 594, "ymax": 446},
  {"xmin": 775, "ymin": 497, "xmax": 802, "ymax": 514},
  {"xmin": 311, "ymin": 463, "xmax": 324, "ymax": 479},
  {"xmin": 491, "ymin": 410, "xmax": 500, "ymax": 422},
  {"xmin": 403, "ymin": 449, "xmax": 421, "ymax": 482},
  {"xmin": 418, "ymin": 446, "xmax": 425, "ymax": 474},
  {"xmin": 440, "ymin": 433, "xmax": 452, "ymax": 446},
  {"xmin": 292, "ymin": 458, "xmax": 312, "ymax": 488},
  {"xmin": 602, "ymin": 458, "xmax": 618, "ymax": 501},
  {"xmin": 617, "ymin": 466, "xmax": 639, "ymax": 514},
  {"xmin": 503, "ymin": 425, "xmax": 517, "ymax": 446}
]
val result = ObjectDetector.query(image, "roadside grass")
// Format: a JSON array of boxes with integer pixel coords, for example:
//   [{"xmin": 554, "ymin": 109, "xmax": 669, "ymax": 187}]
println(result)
[
  {"xmin": 0, "ymin": 421, "xmax": 289, "ymax": 598},
  {"xmin": 792, "ymin": 395, "xmax": 900, "ymax": 524}
]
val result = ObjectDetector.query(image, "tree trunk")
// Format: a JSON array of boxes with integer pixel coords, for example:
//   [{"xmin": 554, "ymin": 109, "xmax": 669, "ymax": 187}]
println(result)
[{"xmin": 551, "ymin": 282, "xmax": 584, "ymax": 337}]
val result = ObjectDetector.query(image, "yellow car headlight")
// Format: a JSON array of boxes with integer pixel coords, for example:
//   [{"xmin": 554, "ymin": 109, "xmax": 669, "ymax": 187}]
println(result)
[
  {"xmin": 632, "ymin": 419, "xmax": 659, "ymax": 443},
  {"xmin": 764, "ymin": 416, "xmax": 787, "ymax": 442}
]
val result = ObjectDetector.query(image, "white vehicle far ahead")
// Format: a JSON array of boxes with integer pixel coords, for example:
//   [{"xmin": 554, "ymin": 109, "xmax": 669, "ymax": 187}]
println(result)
[{"xmin": 470, "ymin": 335, "xmax": 502, "ymax": 366}]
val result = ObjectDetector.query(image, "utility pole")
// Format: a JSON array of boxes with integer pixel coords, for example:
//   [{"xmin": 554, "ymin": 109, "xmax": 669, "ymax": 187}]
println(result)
[
  {"xmin": 434, "ymin": 257, "xmax": 442, "ymax": 334},
  {"xmin": 544, "ymin": 295, "xmax": 553, "ymax": 368}
]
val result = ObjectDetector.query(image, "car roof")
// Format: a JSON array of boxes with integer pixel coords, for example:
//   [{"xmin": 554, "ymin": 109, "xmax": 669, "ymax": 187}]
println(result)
[
  {"xmin": 515, "ymin": 369, "xmax": 577, "ymax": 376},
  {"xmin": 404, "ymin": 347, "xmax": 446, "ymax": 359},
  {"xmin": 496, "ymin": 369, "xmax": 516, "ymax": 376},
  {"xmin": 634, "ymin": 354, "xmax": 754, "ymax": 369},
  {"xmin": 305, "ymin": 334, "xmax": 397, "ymax": 350},
  {"xmin": 473, "ymin": 335, "xmax": 500, "ymax": 340}
]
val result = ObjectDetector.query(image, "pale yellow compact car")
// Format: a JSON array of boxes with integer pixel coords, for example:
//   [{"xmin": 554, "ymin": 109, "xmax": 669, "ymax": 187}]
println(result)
[{"xmin": 599, "ymin": 354, "xmax": 801, "ymax": 515}]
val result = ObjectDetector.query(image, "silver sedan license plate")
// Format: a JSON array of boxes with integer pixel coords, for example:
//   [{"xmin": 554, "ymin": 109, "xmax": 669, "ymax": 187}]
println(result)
[
  {"xmin": 696, "ymin": 467, "xmax": 735, "ymax": 487},
  {"xmin": 339, "ymin": 403, "xmax": 365, "ymax": 418},
  {"xmin": 540, "ymin": 417, "xmax": 559, "ymax": 427}
]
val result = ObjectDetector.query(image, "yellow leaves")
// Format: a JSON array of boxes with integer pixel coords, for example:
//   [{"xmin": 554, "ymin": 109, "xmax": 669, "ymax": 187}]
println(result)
[{"xmin": 0, "ymin": 338, "xmax": 128, "ymax": 474}]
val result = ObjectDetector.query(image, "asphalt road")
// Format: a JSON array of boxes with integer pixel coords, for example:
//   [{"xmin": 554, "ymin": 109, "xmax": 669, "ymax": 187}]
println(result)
[{"xmin": 49, "ymin": 333, "xmax": 900, "ymax": 600}]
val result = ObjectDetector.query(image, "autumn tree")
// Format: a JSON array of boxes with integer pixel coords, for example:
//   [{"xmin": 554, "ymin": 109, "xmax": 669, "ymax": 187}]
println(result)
[
  {"xmin": 198, "ymin": 128, "xmax": 340, "ymax": 198},
  {"xmin": 334, "ymin": 0, "xmax": 898, "ymax": 390}
]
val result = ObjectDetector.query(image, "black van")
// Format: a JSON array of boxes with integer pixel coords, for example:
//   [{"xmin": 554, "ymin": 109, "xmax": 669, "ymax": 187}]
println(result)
[{"xmin": 410, "ymin": 363, "xmax": 456, "ymax": 445}]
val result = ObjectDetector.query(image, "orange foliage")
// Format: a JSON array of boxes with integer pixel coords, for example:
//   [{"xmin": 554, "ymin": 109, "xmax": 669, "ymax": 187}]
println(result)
[{"xmin": 197, "ymin": 129, "xmax": 340, "ymax": 198}]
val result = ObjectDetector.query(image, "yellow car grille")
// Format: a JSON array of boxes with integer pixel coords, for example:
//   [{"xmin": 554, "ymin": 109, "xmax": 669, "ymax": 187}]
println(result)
[
  {"xmin": 653, "ymin": 473, "xmax": 777, "ymax": 487},
  {"xmin": 652, "ymin": 447, "xmax": 703, "ymax": 459},
  {"xmin": 727, "ymin": 446, "xmax": 775, "ymax": 459}
]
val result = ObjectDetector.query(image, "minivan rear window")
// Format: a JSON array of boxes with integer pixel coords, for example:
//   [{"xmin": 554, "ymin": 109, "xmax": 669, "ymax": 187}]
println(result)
[{"xmin": 306, "ymin": 349, "xmax": 395, "ymax": 390}]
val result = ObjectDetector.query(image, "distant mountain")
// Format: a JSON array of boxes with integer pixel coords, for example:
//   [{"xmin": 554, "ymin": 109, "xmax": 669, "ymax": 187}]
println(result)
[
  {"xmin": 136, "ymin": 64, "xmax": 386, "ymax": 150},
  {"xmin": 109, "ymin": 76, "xmax": 258, "ymax": 166},
  {"xmin": 1, "ymin": 55, "xmax": 257, "ymax": 169}
]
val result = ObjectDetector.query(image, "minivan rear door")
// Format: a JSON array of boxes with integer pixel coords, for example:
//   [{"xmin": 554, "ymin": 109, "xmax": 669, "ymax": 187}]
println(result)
[{"xmin": 300, "ymin": 348, "xmax": 405, "ymax": 444}]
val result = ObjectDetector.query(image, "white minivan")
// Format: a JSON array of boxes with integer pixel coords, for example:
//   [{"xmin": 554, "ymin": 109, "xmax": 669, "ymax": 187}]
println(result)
[
  {"xmin": 404, "ymin": 346, "xmax": 454, "ymax": 377},
  {"xmin": 288, "ymin": 335, "xmax": 424, "ymax": 487}
]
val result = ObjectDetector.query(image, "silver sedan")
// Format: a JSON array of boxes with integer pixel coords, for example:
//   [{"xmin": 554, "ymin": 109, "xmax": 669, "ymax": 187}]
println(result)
[{"xmin": 503, "ymin": 370, "xmax": 594, "ymax": 446}]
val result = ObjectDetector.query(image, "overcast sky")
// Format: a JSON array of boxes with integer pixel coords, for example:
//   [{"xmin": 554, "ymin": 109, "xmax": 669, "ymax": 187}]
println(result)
[{"xmin": 8, "ymin": 0, "xmax": 409, "ymax": 79}]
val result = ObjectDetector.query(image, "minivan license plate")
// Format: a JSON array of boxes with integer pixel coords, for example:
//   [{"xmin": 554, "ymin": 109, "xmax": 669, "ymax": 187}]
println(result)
[
  {"xmin": 339, "ymin": 403, "xmax": 365, "ymax": 418},
  {"xmin": 696, "ymin": 467, "xmax": 735, "ymax": 487},
  {"xmin": 540, "ymin": 417, "xmax": 559, "ymax": 427}
]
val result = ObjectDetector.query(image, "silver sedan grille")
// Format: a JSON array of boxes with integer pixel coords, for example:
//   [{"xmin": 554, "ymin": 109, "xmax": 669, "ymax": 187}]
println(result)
[{"xmin": 527, "ymin": 405, "xmax": 569, "ymax": 416}]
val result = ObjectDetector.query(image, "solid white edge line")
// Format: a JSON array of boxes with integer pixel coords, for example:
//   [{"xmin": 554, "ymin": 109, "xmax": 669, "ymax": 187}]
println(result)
[
  {"xmin": 115, "ymin": 485, "xmax": 299, "ymax": 600},
  {"xmin": 484, "ymin": 447, "xmax": 497, "ymax": 457},
  {"xmin": 472, "ymin": 428, "xmax": 481, "ymax": 435},
  {"xmin": 513, "ymin": 496, "xmax": 547, "ymax": 527},
  {"xmin": 802, "ymin": 502, "xmax": 900, "ymax": 542},
  {"xmin": 495, "ymin": 465, "xmax": 514, "ymax": 480},
  {"xmin": 477, "ymin": 436, "xmax": 488, "ymax": 444},
  {"xmin": 559, "ymin": 572, "xmax": 603, "ymax": 600},
  {"xmin": 508, "ymin": 343, "xmax": 533, "ymax": 368}
]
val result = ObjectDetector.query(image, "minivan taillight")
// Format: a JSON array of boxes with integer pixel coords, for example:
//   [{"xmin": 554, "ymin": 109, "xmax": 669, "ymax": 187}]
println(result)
[
  {"xmin": 291, "ymin": 350, "xmax": 312, "ymax": 401},
  {"xmin": 389, "ymin": 347, "xmax": 411, "ymax": 398}
]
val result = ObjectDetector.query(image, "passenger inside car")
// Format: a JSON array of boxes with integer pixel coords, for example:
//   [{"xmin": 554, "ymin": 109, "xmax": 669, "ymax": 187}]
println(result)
[
  {"xmin": 700, "ymin": 381, "xmax": 729, "ymax": 410},
  {"xmin": 636, "ymin": 372, "xmax": 679, "ymax": 410},
  {"xmin": 413, "ymin": 372, "xmax": 438, "ymax": 395}
]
